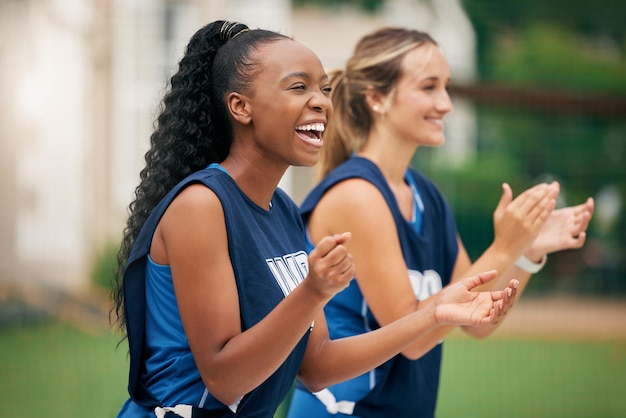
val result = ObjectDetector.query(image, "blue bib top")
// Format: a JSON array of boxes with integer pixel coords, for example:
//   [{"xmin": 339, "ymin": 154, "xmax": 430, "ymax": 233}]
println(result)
[
  {"xmin": 297, "ymin": 156, "xmax": 458, "ymax": 418},
  {"xmin": 118, "ymin": 166, "xmax": 311, "ymax": 418}
]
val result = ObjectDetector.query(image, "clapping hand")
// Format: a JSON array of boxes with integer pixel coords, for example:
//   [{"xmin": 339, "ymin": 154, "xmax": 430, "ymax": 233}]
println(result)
[
  {"xmin": 434, "ymin": 270, "xmax": 518, "ymax": 326},
  {"xmin": 525, "ymin": 197, "xmax": 594, "ymax": 260}
]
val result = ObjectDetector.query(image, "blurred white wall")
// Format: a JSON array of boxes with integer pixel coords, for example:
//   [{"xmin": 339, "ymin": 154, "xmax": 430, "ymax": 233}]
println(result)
[
  {"xmin": 1, "ymin": 0, "xmax": 102, "ymax": 289},
  {"xmin": 0, "ymin": 0, "xmax": 476, "ymax": 291}
]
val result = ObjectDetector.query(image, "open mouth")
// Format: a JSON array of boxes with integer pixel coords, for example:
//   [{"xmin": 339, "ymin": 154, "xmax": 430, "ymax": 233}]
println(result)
[
  {"xmin": 296, "ymin": 122, "xmax": 324, "ymax": 144},
  {"xmin": 426, "ymin": 117, "xmax": 444, "ymax": 128}
]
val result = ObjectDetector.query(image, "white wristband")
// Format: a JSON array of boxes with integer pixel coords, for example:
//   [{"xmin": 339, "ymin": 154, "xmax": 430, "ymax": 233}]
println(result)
[{"xmin": 515, "ymin": 254, "xmax": 547, "ymax": 274}]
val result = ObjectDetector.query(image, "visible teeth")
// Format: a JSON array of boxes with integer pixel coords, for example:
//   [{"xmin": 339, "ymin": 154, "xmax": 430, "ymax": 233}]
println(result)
[{"xmin": 296, "ymin": 123, "xmax": 325, "ymax": 132}]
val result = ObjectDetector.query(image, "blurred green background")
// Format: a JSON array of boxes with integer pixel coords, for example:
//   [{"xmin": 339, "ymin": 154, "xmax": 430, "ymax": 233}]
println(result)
[
  {"xmin": 2, "ymin": 0, "xmax": 625, "ymax": 417},
  {"xmin": 1, "ymin": 323, "xmax": 624, "ymax": 417}
]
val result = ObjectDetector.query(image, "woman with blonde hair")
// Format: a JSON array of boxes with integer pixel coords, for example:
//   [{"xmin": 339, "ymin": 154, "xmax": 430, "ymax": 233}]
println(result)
[{"xmin": 287, "ymin": 26, "xmax": 594, "ymax": 418}]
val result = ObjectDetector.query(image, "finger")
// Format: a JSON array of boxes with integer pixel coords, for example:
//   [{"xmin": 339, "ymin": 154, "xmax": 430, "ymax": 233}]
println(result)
[
  {"xmin": 309, "ymin": 236, "xmax": 337, "ymax": 260},
  {"xmin": 527, "ymin": 192, "xmax": 557, "ymax": 229},
  {"xmin": 340, "ymin": 258, "xmax": 356, "ymax": 278},
  {"xmin": 579, "ymin": 198, "xmax": 594, "ymax": 228},
  {"xmin": 332, "ymin": 232, "xmax": 352, "ymax": 246},
  {"xmin": 507, "ymin": 185, "xmax": 548, "ymax": 225},
  {"xmin": 487, "ymin": 280, "xmax": 517, "ymax": 308},
  {"xmin": 504, "ymin": 287, "xmax": 515, "ymax": 310},
  {"xmin": 495, "ymin": 183, "xmax": 513, "ymax": 214},
  {"xmin": 461, "ymin": 270, "xmax": 498, "ymax": 290},
  {"xmin": 489, "ymin": 288, "xmax": 509, "ymax": 302},
  {"xmin": 495, "ymin": 297, "xmax": 506, "ymax": 319},
  {"xmin": 335, "ymin": 252, "xmax": 355, "ymax": 273},
  {"xmin": 569, "ymin": 231, "xmax": 587, "ymax": 249},
  {"xmin": 519, "ymin": 183, "xmax": 558, "ymax": 214},
  {"xmin": 480, "ymin": 299, "xmax": 503, "ymax": 325},
  {"xmin": 311, "ymin": 233, "xmax": 350, "ymax": 259}
]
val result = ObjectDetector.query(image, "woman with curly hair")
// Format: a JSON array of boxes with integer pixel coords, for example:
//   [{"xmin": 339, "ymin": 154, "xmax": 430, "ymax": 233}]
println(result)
[
  {"xmin": 112, "ymin": 21, "xmax": 518, "ymax": 418},
  {"xmin": 286, "ymin": 26, "xmax": 594, "ymax": 418}
]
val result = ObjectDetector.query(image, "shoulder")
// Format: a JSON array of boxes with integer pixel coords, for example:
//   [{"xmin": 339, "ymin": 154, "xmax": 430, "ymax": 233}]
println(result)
[
  {"xmin": 302, "ymin": 157, "xmax": 384, "ymax": 210},
  {"xmin": 151, "ymin": 183, "xmax": 226, "ymax": 265},
  {"xmin": 316, "ymin": 176, "xmax": 384, "ymax": 210},
  {"xmin": 171, "ymin": 183, "xmax": 222, "ymax": 212},
  {"xmin": 160, "ymin": 183, "xmax": 224, "ymax": 237},
  {"xmin": 308, "ymin": 177, "xmax": 394, "ymax": 241}
]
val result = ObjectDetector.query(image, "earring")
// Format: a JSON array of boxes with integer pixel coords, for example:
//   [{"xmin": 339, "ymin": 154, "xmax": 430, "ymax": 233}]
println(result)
[{"xmin": 373, "ymin": 105, "xmax": 380, "ymax": 113}]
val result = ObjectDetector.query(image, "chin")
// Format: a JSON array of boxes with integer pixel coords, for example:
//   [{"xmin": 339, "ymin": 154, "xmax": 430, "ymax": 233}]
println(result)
[
  {"xmin": 297, "ymin": 159, "xmax": 319, "ymax": 168},
  {"xmin": 295, "ymin": 152, "xmax": 321, "ymax": 168},
  {"xmin": 430, "ymin": 136, "xmax": 446, "ymax": 147}
]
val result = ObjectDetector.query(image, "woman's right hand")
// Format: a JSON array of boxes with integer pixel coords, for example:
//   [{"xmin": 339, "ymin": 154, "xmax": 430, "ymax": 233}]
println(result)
[
  {"xmin": 492, "ymin": 182, "xmax": 559, "ymax": 259},
  {"xmin": 434, "ymin": 270, "xmax": 518, "ymax": 326},
  {"xmin": 305, "ymin": 232, "xmax": 356, "ymax": 299}
]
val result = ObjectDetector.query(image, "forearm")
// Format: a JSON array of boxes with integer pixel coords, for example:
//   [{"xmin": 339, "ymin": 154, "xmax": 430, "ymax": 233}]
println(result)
[
  {"xmin": 456, "ymin": 242, "xmax": 520, "ymax": 289},
  {"xmin": 198, "ymin": 282, "xmax": 328, "ymax": 404},
  {"xmin": 393, "ymin": 294, "xmax": 455, "ymax": 359},
  {"xmin": 299, "ymin": 303, "xmax": 439, "ymax": 391}
]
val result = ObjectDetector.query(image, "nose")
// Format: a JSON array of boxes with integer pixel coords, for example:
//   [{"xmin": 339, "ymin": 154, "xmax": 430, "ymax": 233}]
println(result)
[
  {"xmin": 310, "ymin": 90, "xmax": 333, "ymax": 113},
  {"xmin": 437, "ymin": 88, "xmax": 454, "ymax": 114}
]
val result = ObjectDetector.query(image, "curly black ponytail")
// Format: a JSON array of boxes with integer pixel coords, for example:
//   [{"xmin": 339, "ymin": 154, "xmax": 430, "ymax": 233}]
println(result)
[{"xmin": 111, "ymin": 20, "xmax": 289, "ymax": 336}]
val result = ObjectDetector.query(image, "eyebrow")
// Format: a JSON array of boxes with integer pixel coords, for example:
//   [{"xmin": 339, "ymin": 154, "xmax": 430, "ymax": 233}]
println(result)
[
  {"xmin": 281, "ymin": 72, "xmax": 329, "ymax": 83},
  {"xmin": 418, "ymin": 75, "xmax": 452, "ymax": 85}
]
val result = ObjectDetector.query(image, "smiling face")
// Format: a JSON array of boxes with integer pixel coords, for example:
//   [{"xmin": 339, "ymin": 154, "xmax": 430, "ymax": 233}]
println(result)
[
  {"xmin": 235, "ymin": 38, "xmax": 333, "ymax": 168},
  {"xmin": 381, "ymin": 44, "xmax": 453, "ymax": 148}
]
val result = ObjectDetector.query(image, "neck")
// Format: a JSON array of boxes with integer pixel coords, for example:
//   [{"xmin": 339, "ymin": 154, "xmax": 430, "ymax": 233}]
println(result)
[
  {"xmin": 220, "ymin": 153, "xmax": 287, "ymax": 210},
  {"xmin": 359, "ymin": 131, "xmax": 417, "ymax": 187}
]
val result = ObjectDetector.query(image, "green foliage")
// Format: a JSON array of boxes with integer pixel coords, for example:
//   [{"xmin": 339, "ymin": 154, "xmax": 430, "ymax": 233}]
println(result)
[
  {"xmin": 90, "ymin": 242, "xmax": 120, "ymax": 292},
  {"xmin": 461, "ymin": 0, "xmax": 626, "ymax": 42},
  {"xmin": 293, "ymin": 0, "xmax": 384, "ymax": 13},
  {"xmin": 460, "ymin": 0, "xmax": 626, "ymax": 84},
  {"xmin": 489, "ymin": 24, "xmax": 626, "ymax": 93}
]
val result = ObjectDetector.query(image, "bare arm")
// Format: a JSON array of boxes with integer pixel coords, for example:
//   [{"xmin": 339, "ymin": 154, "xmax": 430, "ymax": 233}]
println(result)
[
  {"xmin": 455, "ymin": 187, "xmax": 594, "ymax": 338},
  {"xmin": 306, "ymin": 179, "xmax": 514, "ymax": 360},
  {"xmin": 298, "ymin": 270, "xmax": 515, "ymax": 392},
  {"xmin": 306, "ymin": 180, "xmax": 557, "ymax": 358},
  {"xmin": 453, "ymin": 182, "xmax": 560, "ymax": 286},
  {"xmin": 451, "ymin": 181, "xmax": 554, "ymax": 338},
  {"xmin": 152, "ymin": 184, "xmax": 355, "ymax": 405}
]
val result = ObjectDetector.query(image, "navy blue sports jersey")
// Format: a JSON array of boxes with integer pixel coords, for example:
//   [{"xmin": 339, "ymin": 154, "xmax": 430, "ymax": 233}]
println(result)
[
  {"xmin": 288, "ymin": 156, "xmax": 458, "ymax": 418},
  {"xmin": 118, "ymin": 165, "xmax": 311, "ymax": 418}
]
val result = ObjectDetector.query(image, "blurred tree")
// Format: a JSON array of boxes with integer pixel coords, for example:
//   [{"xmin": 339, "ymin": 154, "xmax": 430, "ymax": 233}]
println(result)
[
  {"xmin": 487, "ymin": 24, "xmax": 626, "ymax": 93},
  {"xmin": 460, "ymin": 0, "xmax": 626, "ymax": 80},
  {"xmin": 293, "ymin": 0, "xmax": 384, "ymax": 13}
]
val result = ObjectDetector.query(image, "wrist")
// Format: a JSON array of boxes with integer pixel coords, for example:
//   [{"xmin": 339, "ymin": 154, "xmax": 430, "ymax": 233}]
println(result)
[
  {"xmin": 523, "ymin": 248, "xmax": 545, "ymax": 263},
  {"xmin": 515, "ymin": 254, "xmax": 547, "ymax": 274}
]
